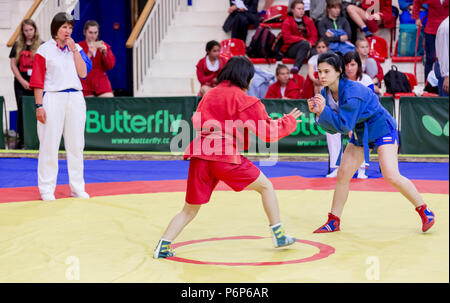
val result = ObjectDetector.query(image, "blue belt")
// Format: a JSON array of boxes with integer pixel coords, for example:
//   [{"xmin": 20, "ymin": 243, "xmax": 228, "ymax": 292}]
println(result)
[
  {"xmin": 59, "ymin": 88, "xmax": 78, "ymax": 93},
  {"xmin": 43, "ymin": 88, "xmax": 79, "ymax": 96},
  {"xmin": 363, "ymin": 121, "xmax": 370, "ymax": 168}
]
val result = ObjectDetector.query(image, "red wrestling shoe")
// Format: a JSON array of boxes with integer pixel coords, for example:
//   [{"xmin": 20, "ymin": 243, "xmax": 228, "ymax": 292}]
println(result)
[
  {"xmin": 416, "ymin": 204, "xmax": 435, "ymax": 232},
  {"xmin": 313, "ymin": 213, "xmax": 341, "ymax": 233}
]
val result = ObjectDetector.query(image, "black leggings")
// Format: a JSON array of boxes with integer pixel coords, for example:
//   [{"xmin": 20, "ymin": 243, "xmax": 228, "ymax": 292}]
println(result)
[
  {"xmin": 284, "ymin": 40, "xmax": 311, "ymax": 68},
  {"xmin": 13, "ymin": 80, "xmax": 33, "ymax": 146},
  {"xmin": 231, "ymin": 13, "xmax": 252, "ymax": 42}
]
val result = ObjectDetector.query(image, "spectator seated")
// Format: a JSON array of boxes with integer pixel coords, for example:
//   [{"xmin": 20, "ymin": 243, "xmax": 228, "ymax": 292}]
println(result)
[{"xmin": 264, "ymin": 64, "xmax": 302, "ymax": 99}]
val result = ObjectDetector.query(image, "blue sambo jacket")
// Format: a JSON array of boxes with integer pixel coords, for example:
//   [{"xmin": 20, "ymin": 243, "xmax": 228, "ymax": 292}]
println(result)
[{"xmin": 317, "ymin": 78, "xmax": 397, "ymax": 166}]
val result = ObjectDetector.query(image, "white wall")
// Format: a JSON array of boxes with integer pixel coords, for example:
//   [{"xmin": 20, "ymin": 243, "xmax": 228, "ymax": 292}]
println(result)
[{"xmin": 0, "ymin": 0, "xmax": 35, "ymax": 133}]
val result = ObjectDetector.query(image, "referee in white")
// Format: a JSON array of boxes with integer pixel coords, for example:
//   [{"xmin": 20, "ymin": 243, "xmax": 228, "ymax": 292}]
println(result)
[{"xmin": 29, "ymin": 12, "xmax": 92, "ymax": 201}]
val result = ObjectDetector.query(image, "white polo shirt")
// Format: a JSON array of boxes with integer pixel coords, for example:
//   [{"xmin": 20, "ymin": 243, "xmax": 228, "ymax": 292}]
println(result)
[{"xmin": 30, "ymin": 39, "xmax": 89, "ymax": 92}]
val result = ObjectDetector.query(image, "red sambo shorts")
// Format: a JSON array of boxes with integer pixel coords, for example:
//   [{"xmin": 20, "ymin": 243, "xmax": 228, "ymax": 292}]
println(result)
[
  {"xmin": 81, "ymin": 73, "xmax": 113, "ymax": 97},
  {"xmin": 185, "ymin": 156, "xmax": 261, "ymax": 205}
]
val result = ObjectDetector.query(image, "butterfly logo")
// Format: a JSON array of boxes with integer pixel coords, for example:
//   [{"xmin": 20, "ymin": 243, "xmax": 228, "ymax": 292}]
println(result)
[{"xmin": 422, "ymin": 115, "xmax": 449, "ymax": 137}]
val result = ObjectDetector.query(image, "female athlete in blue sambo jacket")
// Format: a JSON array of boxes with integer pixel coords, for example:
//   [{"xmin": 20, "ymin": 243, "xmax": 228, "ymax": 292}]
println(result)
[{"xmin": 308, "ymin": 52, "xmax": 435, "ymax": 234}]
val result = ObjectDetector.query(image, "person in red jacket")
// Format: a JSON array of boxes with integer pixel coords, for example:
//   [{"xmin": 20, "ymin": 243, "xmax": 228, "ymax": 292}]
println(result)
[
  {"xmin": 281, "ymin": 0, "xmax": 318, "ymax": 74},
  {"xmin": 265, "ymin": 64, "xmax": 301, "ymax": 99},
  {"xmin": 153, "ymin": 56, "xmax": 302, "ymax": 259},
  {"xmin": 78, "ymin": 20, "xmax": 115, "ymax": 97},
  {"xmin": 413, "ymin": 0, "xmax": 449, "ymax": 80},
  {"xmin": 346, "ymin": 0, "xmax": 396, "ymax": 37},
  {"xmin": 196, "ymin": 40, "xmax": 227, "ymax": 97}
]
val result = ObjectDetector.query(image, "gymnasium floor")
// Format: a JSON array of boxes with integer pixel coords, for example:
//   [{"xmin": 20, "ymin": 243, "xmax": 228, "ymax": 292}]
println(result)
[{"xmin": 0, "ymin": 158, "xmax": 448, "ymax": 282}]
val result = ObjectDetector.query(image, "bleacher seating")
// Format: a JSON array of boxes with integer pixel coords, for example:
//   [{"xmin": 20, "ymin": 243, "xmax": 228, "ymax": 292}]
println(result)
[
  {"xmin": 134, "ymin": 0, "xmax": 428, "ymax": 97},
  {"xmin": 260, "ymin": 5, "xmax": 288, "ymax": 29},
  {"xmin": 220, "ymin": 38, "xmax": 246, "ymax": 56},
  {"xmin": 384, "ymin": 72, "xmax": 418, "ymax": 98},
  {"xmin": 367, "ymin": 36, "xmax": 389, "ymax": 63},
  {"xmin": 391, "ymin": 40, "xmax": 423, "ymax": 63},
  {"xmin": 220, "ymin": 38, "xmax": 277, "ymax": 64}
]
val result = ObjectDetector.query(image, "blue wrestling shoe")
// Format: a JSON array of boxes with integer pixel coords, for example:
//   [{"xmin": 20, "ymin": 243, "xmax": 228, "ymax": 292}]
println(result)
[
  {"xmin": 153, "ymin": 239, "xmax": 175, "ymax": 259},
  {"xmin": 270, "ymin": 223, "xmax": 296, "ymax": 248}
]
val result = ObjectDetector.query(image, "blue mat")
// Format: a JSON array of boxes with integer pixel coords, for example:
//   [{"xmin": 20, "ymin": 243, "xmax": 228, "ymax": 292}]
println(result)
[{"xmin": 0, "ymin": 158, "xmax": 448, "ymax": 189}]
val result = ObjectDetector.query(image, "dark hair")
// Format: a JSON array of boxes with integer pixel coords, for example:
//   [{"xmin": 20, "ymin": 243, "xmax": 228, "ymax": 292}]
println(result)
[
  {"xmin": 315, "ymin": 37, "xmax": 330, "ymax": 48},
  {"xmin": 205, "ymin": 40, "xmax": 220, "ymax": 53},
  {"xmin": 326, "ymin": 0, "xmax": 342, "ymax": 10},
  {"xmin": 318, "ymin": 52, "xmax": 344, "ymax": 76},
  {"xmin": 51, "ymin": 12, "xmax": 74, "ymax": 38},
  {"xmin": 217, "ymin": 56, "xmax": 255, "ymax": 89},
  {"xmin": 275, "ymin": 64, "xmax": 289, "ymax": 76},
  {"xmin": 83, "ymin": 20, "xmax": 100, "ymax": 34},
  {"xmin": 343, "ymin": 51, "xmax": 363, "ymax": 80}
]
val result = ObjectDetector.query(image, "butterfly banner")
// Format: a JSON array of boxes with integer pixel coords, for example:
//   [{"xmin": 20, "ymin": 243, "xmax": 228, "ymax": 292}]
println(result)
[{"xmin": 400, "ymin": 97, "xmax": 449, "ymax": 154}]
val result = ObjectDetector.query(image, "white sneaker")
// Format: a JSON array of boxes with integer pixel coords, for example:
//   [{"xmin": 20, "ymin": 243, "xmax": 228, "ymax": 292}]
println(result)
[
  {"xmin": 357, "ymin": 168, "xmax": 368, "ymax": 179},
  {"xmin": 71, "ymin": 191, "xmax": 90, "ymax": 199},
  {"xmin": 41, "ymin": 193, "xmax": 56, "ymax": 201},
  {"xmin": 326, "ymin": 168, "xmax": 338, "ymax": 178}
]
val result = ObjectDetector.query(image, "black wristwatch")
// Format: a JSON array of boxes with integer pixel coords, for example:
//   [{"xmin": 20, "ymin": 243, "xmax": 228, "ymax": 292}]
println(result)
[{"xmin": 35, "ymin": 104, "xmax": 43, "ymax": 109}]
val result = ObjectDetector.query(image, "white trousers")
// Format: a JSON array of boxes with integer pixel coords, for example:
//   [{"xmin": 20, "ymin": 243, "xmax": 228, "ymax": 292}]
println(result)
[
  {"xmin": 37, "ymin": 91, "xmax": 86, "ymax": 195},
  {"xmin": 326, "ymin": 132, "xmax": 365, "ymax": 170},
  {"xmin": 326, "ymin": 132, "xmax": 342, "ymax": 169}
]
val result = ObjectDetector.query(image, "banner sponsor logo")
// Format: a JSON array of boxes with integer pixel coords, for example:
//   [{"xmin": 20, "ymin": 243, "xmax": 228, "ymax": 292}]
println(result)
[
  {"xmin": 86, "ymin": 110, "xmax": 183, "ymax": 135},
  {"xmin": 422, "ymin": 115, "xmax": 449, "ymax": 137}
]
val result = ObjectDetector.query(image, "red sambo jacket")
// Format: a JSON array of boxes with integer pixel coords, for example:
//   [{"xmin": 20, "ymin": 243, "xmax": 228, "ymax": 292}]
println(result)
[{"xmin": 184, "ymin": 81, "xmax": 298, "ymax": 164}]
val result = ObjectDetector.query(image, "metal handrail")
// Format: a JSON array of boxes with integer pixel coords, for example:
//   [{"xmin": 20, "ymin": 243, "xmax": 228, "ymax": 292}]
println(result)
[
  {"xmin": 126, "ymin": 0, "xmax": 156, "ymax": 49},
  {"xmin": 6, "ymin": 0, "xmax": 42, "ymax": 47},
  {"xmin": 7, "ymin": 0, "xmax": 79, "ymax": 47},
  {"xmin": 129, "ymin": 0, "xmax": 187, "ymax": 95}
]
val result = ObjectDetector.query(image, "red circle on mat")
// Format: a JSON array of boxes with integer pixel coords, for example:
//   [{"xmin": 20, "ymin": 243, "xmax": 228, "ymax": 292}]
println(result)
[{"xmin": 167, "ymin": 235, "xmax": 335, "ymax": 266}]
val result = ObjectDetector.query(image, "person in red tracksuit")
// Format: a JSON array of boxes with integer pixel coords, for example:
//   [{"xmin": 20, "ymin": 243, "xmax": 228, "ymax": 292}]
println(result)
[
  {"xmin": 281, "ymin": 0, "xmax": 318, "ymax": 74},
  {"xmin": 412, "ymin": 0, "xmax": 449, "ymax": 80},
  {"xmin": 346, "ymin": 0, "xmax": 396, "ymax": 37},
  {"xmin": 78, "ymin": 20, "xmax": 115, "ymax": 97},
  {"xmin": 196, "ymin": 40, "xmax": 227, "ymax": 97},
  {"xmin": 153, "ymin": 56, "xmax": 302, "ymax": 259},
  {"xmin": 265, "ymin": 64, "xmax": 301, "ymax": 99}
]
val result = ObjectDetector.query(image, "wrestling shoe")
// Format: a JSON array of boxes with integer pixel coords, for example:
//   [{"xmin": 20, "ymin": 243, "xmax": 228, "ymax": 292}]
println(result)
[
  {"xmin": 71, "ymin": 191, "xmax": 90, "ymax": 199},
  {"xmin": 270, "ymin": 223, "xmax": 296, "ymax": 248},
  {"xmin": 357, "ymin": 167, "xmax": 368, "ymax": 179},
  {"xmin": 416, "ymin": 204, "xmax": 435, "ymax": 232},
  {"xmin": 41, "ymin": 193, "xmax": 56, "ymax": 201},
  {"xmin": 153, "ymin": 239, "xmax": 175, "ymax": 259},
  {"xmin": 313, "ymin": 213, "xmax": 341, "ymax": 233},
  {"xmin": 326, "ymin": 168, "xmax": 338, "ymax": 178}
]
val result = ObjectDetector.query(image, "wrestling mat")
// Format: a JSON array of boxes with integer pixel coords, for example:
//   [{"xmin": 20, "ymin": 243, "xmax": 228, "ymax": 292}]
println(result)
[{"xmin": 0, "ymin": 159, "xmax": 448, "ymax": 282}]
